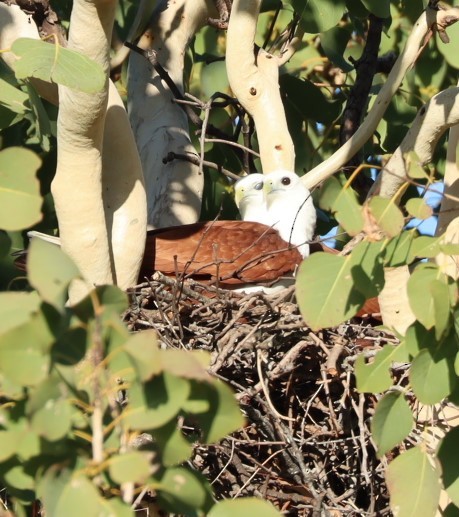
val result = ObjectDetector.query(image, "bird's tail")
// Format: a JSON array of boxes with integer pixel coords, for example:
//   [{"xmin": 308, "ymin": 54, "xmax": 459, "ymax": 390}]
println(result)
[{"xmin": 27, "ymin": 231, "xmax": 61, "ymax": 246}]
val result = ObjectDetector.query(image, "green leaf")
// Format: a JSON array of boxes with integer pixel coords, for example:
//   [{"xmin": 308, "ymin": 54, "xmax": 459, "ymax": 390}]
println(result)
[
  {"xmin": 384, "ymin": 230, "xmax": 417, "ymax": 267},
  {"xmin": 437, "ymin": 427, "xmax": 459, "ymax": 508},
  {"xmin": 108, "ymin": 451, "xmax": 152, "ymax": 484},
  {"xmin": 292, "ymin": 0, "xmax": 347, "ymax": 34},
  {"xmin": 0, "ymin": 146, "xmax": 42, "ymax": 231},
  {"xmin": 368, "ymin": 196, "xmax": 405, "ymax": 238},
  {"xmin": 410, "ymin": 349, "xmax": 456, "ymax": 404},
  {"xmin": 404, "ymin": 322, "xmax": 436, "ymax": 357},
  {"xmin": 438, "ymin": 22, "xmax": 459, "ymax": 69},
  {"xmin": 73, "ymin": 285, "xmax": 128, "ymax": 322},
  {"xmin": 430, "ymin": 279, "xmax": 451, "ymax": 340},
  {"xmin": 296, "ymin": 252, "xmax": 365, "ymax": 331},
  {"xmin": 349, "ymin": 240, "xmax": 385, "ymax": 298},
  {"xmin": 201, "ymin": 61, "xmax": 229, "ymax": 99},
  {"xmin": 407, "ymin": 264, "xmax": 447, "ymax": 329},
  {"xmin": 28, "ymin": 238, "xmax": 80, "ymax": 312},
  {"xmin": 405, "ymin": 151, "xmax": 430, "ymax": 180},
  {"xmin": 355, "ymin": 343, "xmax": 409, "ymax": 393},
  {"xmin": 409, "ymin": 236, "xmax": 441, "ymax": 260},
  {"xmin": 30, "ymin": 398, "xmax": 72, "ymax": 441},
  {"xmin": 124, "ymin": 373, "xmax": 190, "ymax": 430},
  {"xmin": 157, "ymin": 467, "xmax": 214, "ymax": 514},
  {"xmin": 0, "ymin": 429, "xmax": 23, "ymax": 462},
  {"xmin": 386, "ymin": 447, "xmax": 441, "ymax": 517},
  {"xmin": 3, "ymin": 465, "xmax": 35, "ymax": 491},
  {"xmin": 0, "ymin": 77, "xmax": 30, "ymax": 114},
  {"xmin": 159, "ymin": 349, "xmax": 213, "ymax": 381},
  {"xmin": 0, "ymin": 415, "xmax": 40, "ymax": 462},
  {"xmin": 54, "ymin": 475, "xmax": 107, "ymax": 517},
  {"xmin": 320, "ymin": 27, "xmax": 353, "ymax": 72},
  {"xmin": 0, "ymin": 310, "xmax": 53, "ymax": 386},
  {"xmin": 208, "ymin": 498, "xmax": 282, "ymax": 516},
  {"xmin": 360, "ymin": 0, "xmax": 390, "ymax": 18},
  {"xmin": 184, "ymin": 379, "xmax": 245, "ymax": 443},
  {"xmin": 406, "ymin": 198, "xmax": 433, "ymax": 220},
  {"xmin": 443, "ymin": 503, "xmax": 459, "ymax": 517},
  {"xmin": 371, "ymin": 392, "xmax": 413, "ymax": 457},
  {"xmin": 280, "ymin": 75, "xmax": 342, "ymax": 125},
  {"xmin": 154, "ymin": 419, "xmax": 193, "ymax": 466},
  {"xmin": 123, "ymin": 330, "xmax": 161, "ymax": 381},
  {"xmin": 12, "ymin": 38, "xmax": 105, "ymax": 94},
  {"xmin": 320, "ymin": 177, "xmax": 364, "ymax": 236},
  {"xmin": 0, "ymin": 291, "xmax": 40, "ymax": 334}
]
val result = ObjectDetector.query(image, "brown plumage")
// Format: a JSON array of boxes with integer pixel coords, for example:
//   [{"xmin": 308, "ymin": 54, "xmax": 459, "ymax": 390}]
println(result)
[
  {"xmin": 13, "ymin": 221, "xmax": 381, "ymax": 318},
  {"xmin": 139, "ymin": 221, "xmax": 302, "ymax": 286}
]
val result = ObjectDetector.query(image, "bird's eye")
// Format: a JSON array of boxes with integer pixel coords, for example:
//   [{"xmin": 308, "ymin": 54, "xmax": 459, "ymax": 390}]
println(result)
[
  {"xmin": 254, "ymin": 181, "xmax": 263, "ymax": 190},
  {"xmin": 281, "ymin": 177, "xmax": 291, "ymax": 186}
]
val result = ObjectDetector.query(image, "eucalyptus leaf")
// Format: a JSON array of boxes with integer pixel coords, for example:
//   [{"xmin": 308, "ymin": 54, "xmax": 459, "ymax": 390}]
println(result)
[
  {"xmin": 12, "ymin": 38, "xmax": 105, "ymax": 94},
  {"xmin": 28, "ymin": 238, "xmax": 80, "ymax": 312},
  {"xmin": 0, "ymin": 77, "xmax": 29, "ymax": 114},
  {"xmin": 124, "ymin": 373, "xmax": 190, "ymax": 430},
  {"xmin": 355, "ymin": 343, "xmax": 409, "ymax": 393},
  {"xmin": 296, "ymin": 252, "xmax": 365, "ymax": 331},
  {"xmin": 292, "ymin": 0, "xmax": 347, "ymax": 34},
  {"xmin": 108, "ymin": 451, "xmax": 152, "ymax": 484},
  {"xmin": 372, "ymin": 392, "xmax": 413, "ymax": 457},
  {"xmin": 0, "ymin": 291, "xmax": 40, "ymax": 334},
  {"xmin": 157, "ymin": 467, "xmax": 214, "ymax": 514},
  {"xmin": 0, "ymin": 311, "xmax": 53, "ymax": 386},
  {"xmin": 368, "ymin": 196, "xmax": 404, "ymax": 238},
  {"xmin": 0, "ymin": 146, "xmax": 42, "ymax": 231},
  {"xmin": 387, "ymin": 447, "xmax": 441, "ymax": 517},
  {"xmin": 406, "ymin": 197, "xmax": 433, "ymax": 220},
  {"xmin": 320, "ymin": 177, "xmax": 364, "ymax": 236},
  {"xmin": 437, "ymin": 427, "xmax": 459, "ymax": 508},
  {"xmin": 410, "ymin": 348, "xmax": 456, "ymax": 404},
  {"xmin": 407, "ymin": 264, "xmax": 448, "ymax": 329}
]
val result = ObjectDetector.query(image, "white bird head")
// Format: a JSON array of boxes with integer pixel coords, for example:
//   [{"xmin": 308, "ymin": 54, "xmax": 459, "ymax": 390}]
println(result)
[
  {"xmin": 234, "ymin": 173, "xmax": 268, "ymax": 223},
  {"xmin": 263, "ymin": 170, "xmax": 316, "ymax": 257}
]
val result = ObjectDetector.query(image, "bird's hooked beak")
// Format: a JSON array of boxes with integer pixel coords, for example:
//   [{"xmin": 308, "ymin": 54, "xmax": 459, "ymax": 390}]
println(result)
[
  {"xmin": 263, "ymin": 180, "xmax": 276, "ymax": 197},
  {"xmin": 235, "ymin": 181, "xmax": 264, "ymax": 206}
]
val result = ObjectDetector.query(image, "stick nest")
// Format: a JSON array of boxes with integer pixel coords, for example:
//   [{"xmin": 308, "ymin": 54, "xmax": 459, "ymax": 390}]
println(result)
[{"xmin": 125, "ymin": 273, "xmax": 395, "ymax": 516}]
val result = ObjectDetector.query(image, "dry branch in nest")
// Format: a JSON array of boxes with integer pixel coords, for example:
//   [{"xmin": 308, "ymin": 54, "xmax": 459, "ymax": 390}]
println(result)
[{"xmin": 125, "ymin": 273, "xmax": 397, "ymax": 515}]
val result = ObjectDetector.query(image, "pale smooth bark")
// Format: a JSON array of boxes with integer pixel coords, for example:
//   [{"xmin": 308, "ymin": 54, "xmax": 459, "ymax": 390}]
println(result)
[
  {"xmin": 435, "ymin": 119, "xmax": 459, "ymax": 279},
  {"xmin": 226, "ymin": 0, "xmax": 295, "ymax": 173},
  {"xmin": 128, "ymin": 0, "xmax": 215, "ymax": 228},
  {"xmin": 378, "ymin": 267, "xmax": 416, "ymax": 335},
  {"xmin": 52, "ymin": 0, "xmax": 147, "ymax": 303},
  {"xmin": 52, "ymin": 0, "xmax": 117, "ymax": 301},
  {"xmin": 1, "ymin": 2, "xmax": 148, "ymax": 302},
  {"xmin": 375, "ymin": 87, "xmax": 459, "ymax": 199}
]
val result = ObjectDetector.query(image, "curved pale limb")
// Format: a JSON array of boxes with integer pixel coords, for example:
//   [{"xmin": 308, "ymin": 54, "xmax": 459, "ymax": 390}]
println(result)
[
  {"xmin": 226, "ymin": 0, "xmax": 295, "ymax": 172},
  {"xmin": 128, "ymin": 0, "xmax": 216, "ymax": 229},
  {"xmin": 53, "ymin": 0, "xmax": 147, "ymax": 303},
  {"xmin": 435, "ymin": 82, "xmax": 459, "ymax": 279},
  {"xmin": 103, "ymin": 81, "xmax": 147, "ymax": 290},
  {"xmin": 52, "ymin": 0, "xmax": 117, "ymax": 302},
  {"xmin": 303, "ymin": 6, "xmax": 459, "ymax": 190},
  {"xmin": 1, "ymin": 2, "xmax": 147, "ymax": 301},
  {"xmin": 375, "ymin": 87, "xmax": 459, "ymax": 199},
  {"xmin": 437, "ymin": 125, "xmax": 459, "ymax": 236}
]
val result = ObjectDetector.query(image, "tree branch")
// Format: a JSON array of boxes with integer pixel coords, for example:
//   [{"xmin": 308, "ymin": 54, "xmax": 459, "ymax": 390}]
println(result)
[
  {"xmin": 339, "ymin": 14, "xmax": 384, "ymax": 197},
  {"xmin": 128, "ymin": 0, "xmax": 217, "ymax": 228},
  {"xmin": 226, "ymin": 0, "xmax": 295, "ymax": 172},
  {"xmin": 303, "ymin": 5, "xmax": 459, "ymax": 190}
]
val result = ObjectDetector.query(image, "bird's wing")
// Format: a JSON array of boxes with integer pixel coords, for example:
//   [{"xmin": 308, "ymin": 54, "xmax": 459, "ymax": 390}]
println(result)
[{"xmin": 140, "ymin": 221, "xmax": 302, "ymax": 284}]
